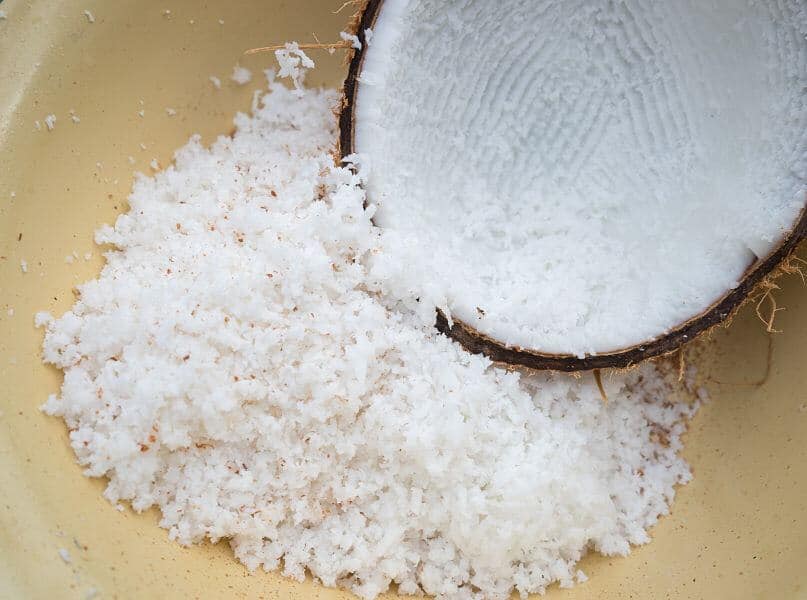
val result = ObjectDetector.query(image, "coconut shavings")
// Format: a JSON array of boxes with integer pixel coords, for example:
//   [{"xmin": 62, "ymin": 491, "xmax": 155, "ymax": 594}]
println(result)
[
  {"xmin": 44, "ymin": 115, "xmax": 56, "ymax": 131},
  {"xmin": 231, "ymin": 65, "xmax": 252, "ymax": 85},
  {"xmin": 83, "ymin": 10, "xmax": 95, "ymax": 23},
  {"xmin": 38, "ymin": 73, "xmax": 698, "ymax": 599},
  {"xmin": 209, "ymin": 75, "xmax": 222, "ymax": 89},
  {"xmin": 273, "ymin": 42, "xmax": 314, "ymax": 95},
  {"xmin": 340, "ymin": 31, "xmax": 362, "ymax": 50}
]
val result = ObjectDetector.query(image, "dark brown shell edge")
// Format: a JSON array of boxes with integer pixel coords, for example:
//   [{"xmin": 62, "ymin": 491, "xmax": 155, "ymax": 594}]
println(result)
[
  {"xmin": 338, "ymin": 0, "xmax": 807, "ymax": 372},
  {"xmin": 337, "ymin": 0, "xmax": 378, "ymax": 159}
]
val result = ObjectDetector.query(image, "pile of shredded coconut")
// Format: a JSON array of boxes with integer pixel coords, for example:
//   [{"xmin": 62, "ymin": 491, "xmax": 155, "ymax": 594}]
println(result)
[{"xmin": 38, "ymin": 71, "xmax": 697, "ymax": 599}]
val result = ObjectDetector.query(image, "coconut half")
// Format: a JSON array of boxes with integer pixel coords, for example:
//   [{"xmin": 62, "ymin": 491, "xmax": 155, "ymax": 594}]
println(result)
[{"xmin": 340, "ymin": 0, "xmax": 807, "ymax": 371}]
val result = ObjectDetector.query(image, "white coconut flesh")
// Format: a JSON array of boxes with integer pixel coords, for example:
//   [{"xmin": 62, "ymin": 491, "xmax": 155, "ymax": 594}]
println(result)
[{"xmin": 353, "ymin": 0, "xmax": 807, "ymax": 358}]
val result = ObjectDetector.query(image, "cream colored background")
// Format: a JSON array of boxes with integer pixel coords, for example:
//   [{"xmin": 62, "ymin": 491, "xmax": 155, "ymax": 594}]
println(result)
[{"xmin": 0, "ymin": 1, "xmax": 805, "ymax": 598}]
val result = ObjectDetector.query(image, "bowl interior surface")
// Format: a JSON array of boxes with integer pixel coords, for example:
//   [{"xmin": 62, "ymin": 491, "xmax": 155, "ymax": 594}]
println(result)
[{"xmin": 0, "ymin": 1, "xmax": 805, "ymax": 598}]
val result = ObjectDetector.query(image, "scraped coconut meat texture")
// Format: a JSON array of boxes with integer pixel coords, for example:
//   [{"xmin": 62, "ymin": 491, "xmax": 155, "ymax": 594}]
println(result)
[
  {"xmin": 38, "ymin": 72, "xmax": 701, "ymax": 599},
  {"xmin": 354, "ymin": 0, "xmax": 807, "ymax": 357}
]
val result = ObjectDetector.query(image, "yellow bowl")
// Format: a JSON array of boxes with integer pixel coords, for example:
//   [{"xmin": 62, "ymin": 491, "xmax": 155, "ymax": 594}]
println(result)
[{"xmin": 1, "ymin": 1, "xmax": 805, "ymax": 598}]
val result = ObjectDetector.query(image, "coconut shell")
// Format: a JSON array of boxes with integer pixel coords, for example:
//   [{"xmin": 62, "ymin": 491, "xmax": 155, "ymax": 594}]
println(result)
[{"xmin": 338, "ymin": 0, "xmax": 807, "ymax": 372}]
